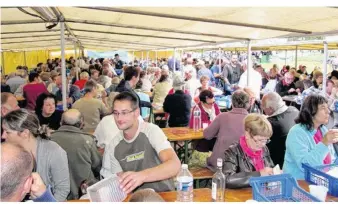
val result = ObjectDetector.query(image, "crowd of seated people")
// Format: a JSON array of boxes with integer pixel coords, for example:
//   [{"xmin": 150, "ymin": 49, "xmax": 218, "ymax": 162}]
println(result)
[{"xmin": 2, "ymin": 53, "xmax": 338, "ymax": 202}]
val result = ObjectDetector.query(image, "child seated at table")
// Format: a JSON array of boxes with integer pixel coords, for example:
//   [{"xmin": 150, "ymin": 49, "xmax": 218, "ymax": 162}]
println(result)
[{"xmin": 129, "ymin": 189, "xmax": 165, "ymax": 202}]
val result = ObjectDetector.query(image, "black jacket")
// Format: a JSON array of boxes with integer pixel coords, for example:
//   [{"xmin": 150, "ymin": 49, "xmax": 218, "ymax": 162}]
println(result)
[
  {"xmin": 116, "ymin": 79, "xmax": 152, "ymax": 109},
  {"xmin": 223, "ymin": 142, "xmax": 274, "ymax": 189},
  {"xmin": 266, "ymin": 106, "xmax": 299, "ymax": 168},
  {"xmin": 163, "ymin": 90, "xmax": 192, "ymax": 127},
  {"xmin": 275, "ymin": 81, "xmax": 297, "ymax": 97}
]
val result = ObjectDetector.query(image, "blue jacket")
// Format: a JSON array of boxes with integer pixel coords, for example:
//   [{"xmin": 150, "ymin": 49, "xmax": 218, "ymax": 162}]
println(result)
[
  {"xmin": 283, "ymin": 124, "xmax": 337, "ymax": 179},
  {"xmin": 33, "ymin": 186, "xmax": 56, "ymax": 202}
]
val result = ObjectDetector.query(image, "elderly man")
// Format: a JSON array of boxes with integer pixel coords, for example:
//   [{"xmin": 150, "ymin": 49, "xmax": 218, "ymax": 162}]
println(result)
[
  {"xmin": 275, "ymin": 72, "xmax": 299, "ymax": 97},
  {"xmin": 55, "ymin": 75, "xmax": 81, "ymax": 106},
  {"xmin": 204, "ymin": 90, "xmax": 250, "ymax": 171},
  {"xmin": 72, "ymin": 80, "xmax": 110, "ymax": 132},
  {"xmin": 196, "ymin": 60, "xmax": 215, "ymax": 85},
  {"xmin": 51, "ymin": 109, "xmax": 102, "ymax": 200},
  {"xmin": 6, "ymin": 70, "xmax": 27, "ymax": 93},
  {"xmin": 1, "ymin": 93, "xmax": 20, "ymax": 142},
  {"xmin": 261, "ymin": 92, "xmax": 299, "ymax": 167},
  {"xmin": 183, "ymin": 58, "xmax": 197, "ymax": 79},
  {"xmin": 1, "ymin": 143, "xmax": 56, "ymax": 202},
  {"xmin": 1, "ymin": 93, "xmax": 20, "ymax": 117}
]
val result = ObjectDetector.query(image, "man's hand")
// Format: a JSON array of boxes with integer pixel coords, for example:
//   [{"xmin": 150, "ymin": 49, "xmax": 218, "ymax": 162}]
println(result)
[
  {"xmin": 118, "ymin": 171, "xmax": 146, "ymax": 194},
  {"xmin": 30, "ymin": 173, "xmax": 47, "ymax": 199}
]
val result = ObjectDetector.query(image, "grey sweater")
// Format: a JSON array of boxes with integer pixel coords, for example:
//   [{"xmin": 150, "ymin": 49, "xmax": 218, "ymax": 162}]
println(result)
[{"xmin": 36, "ymin": 137, "xmax": 70, "ymax": 201}]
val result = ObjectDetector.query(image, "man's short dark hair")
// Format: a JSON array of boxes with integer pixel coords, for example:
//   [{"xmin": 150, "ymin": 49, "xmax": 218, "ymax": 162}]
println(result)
[
  {"xmin": 84, "ymin": 80, "xmax": 97, "ymax": 94},
  {"xmin": 232, "ymin": 90, "xmax": 250, "ymax": 109},
  {"xmin": 124, "ymin": 66, "xmax": 140, "ymax": 81},
  {"xmin": 303, "ymin": 79, "xmax": 313, "ymax": 89},
  {"xmin": 28, "ymin": 72, "xmax": 39, "ymax": 82},
  {"xmin": 199, "ymin": 90, "xmax": 214, "ymax": 103},
  {"xmin": 1, "ymin": 144, "xmax": 33, "ymax": 200},
  {"xmin": 113, "ymin": 91, "xmax": 139, "ymax": 110},
  {"xmin": 115, "ymin": 54, "xmax": 119, "ymax": 57}
]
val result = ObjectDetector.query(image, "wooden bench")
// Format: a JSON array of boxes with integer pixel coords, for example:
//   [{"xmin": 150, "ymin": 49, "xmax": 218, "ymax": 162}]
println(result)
[{"xmin": 189, "ymin": 167, "xmax": 214, "ymax": 188}]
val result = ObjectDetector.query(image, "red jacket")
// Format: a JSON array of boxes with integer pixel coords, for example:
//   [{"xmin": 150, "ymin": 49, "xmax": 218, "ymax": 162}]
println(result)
[
  {"xmin": 74, "ymin": 79, "xmax": 87, "ymax": 90},
  {"xmin": 189, "ymin": 102, "xmax": 220, "ymax": 129}
]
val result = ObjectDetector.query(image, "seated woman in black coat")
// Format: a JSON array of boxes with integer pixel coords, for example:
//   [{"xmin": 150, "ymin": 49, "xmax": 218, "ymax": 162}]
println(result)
[
  {"xmin": 223, "ymin": 113, "xmax": 275, "ymax": 189},
  {"xmin": 35, "ymin": 92, "xmax": 63, "ymax": 131}
]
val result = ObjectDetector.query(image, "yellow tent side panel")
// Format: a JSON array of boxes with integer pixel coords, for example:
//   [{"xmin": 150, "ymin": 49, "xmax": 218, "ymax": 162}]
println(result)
[
  {"xmin": 3, "ymin": 52, "xmax": 25, "ymax": 75},
  {"xmin": 129, "ymin": 50, "xmax": 175, "ymax": 61}
]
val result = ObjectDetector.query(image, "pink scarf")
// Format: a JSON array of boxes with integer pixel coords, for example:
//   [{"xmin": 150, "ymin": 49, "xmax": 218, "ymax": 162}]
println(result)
[
  {"xmin": 239, "ymin": 136, "xmax": 265, "ymax": 171},
  {"xmin": 313, "ymin": 129, "xmax": 331, "ymax": 164}
]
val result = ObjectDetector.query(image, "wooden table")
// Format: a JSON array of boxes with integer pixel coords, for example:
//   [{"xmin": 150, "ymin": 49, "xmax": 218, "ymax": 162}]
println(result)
[
  {"xmin": 70, "ymin": 180, "xmax": 338, "ymax": 202},
  {"xmin": 162, "ymin": 127, "xmax": 204, "ymax": 164},
  {"xmin": 153, "ymin": 108, "xmax": 165, "ymax": 114}
]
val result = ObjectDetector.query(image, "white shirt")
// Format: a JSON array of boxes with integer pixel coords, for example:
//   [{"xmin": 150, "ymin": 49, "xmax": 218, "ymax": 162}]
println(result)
[
  {"xmin": 185, "ymin": 78, "xmax": 201, "ymax": 105},
  {"xmin": 141, "ymin": 78, "xmax": 152, "ymax": 92},
  {"xmin": 93, "ymin": 115, "xmax": 119, "ymax": 149},
  {"xmin": 238, "ymin": 69, "xmax": 262, "ymax": 100},
  {"xmin": 183, "ymin": 65, "xmax": 197, "ymax": 79},
  {"xmin": 261, "ymin": 79, "xmax": 278, "ymax": 95}
]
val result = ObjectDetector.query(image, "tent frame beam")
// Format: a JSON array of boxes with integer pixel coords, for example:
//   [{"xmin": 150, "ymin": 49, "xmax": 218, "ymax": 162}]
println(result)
[
  {"xmin": 1, "ymin": 38, "xmax": 62, "ymax": 44},
  {"xmin": 76, "ymin": 35, "xmax": 171, "ymax": 48},
  {"xmin": 71, "ymin": 28, "xmax": 216, "ymax": 43},
  {"xmin": 79, "ymin": 7, "xmax": 312, "ymax": 34},
  {"xmin": 66, "ymin": 19, "xmax": 249, "ymax": 40},
  {"xmin": 1, "ymin": 34, "xmax": 60, "ymax": 39},
  {"xmin": 1, "ymin": 30, "xmax": 61, "ymax": 35},
  {"xmin": 1, "ymin": 19, "xmax": 248, "ymax": 40}
]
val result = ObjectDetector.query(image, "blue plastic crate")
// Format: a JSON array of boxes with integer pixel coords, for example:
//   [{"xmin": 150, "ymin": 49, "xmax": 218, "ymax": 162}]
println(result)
[
  {"xmin": 302, "ymin": 163, "xmax": 338, "ymax": 197},
  {"xmin": 249, "ymin": 174, "xmax": 320, "ymax": 202}
]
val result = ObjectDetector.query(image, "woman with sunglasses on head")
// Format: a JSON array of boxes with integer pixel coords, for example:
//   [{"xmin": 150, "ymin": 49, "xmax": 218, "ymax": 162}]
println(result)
[
  {"xmin": 1, "ymin": 109, "xmax": 70, "ymax": 201},
  {"xmin": 188, "ymin": 90, "xmax": 220, "ymax": 168},
  {"xmin": 283, "ymin": 95, "xmax": 338, "ymax": 179},
  {"xmin": 223, "ymin": 113, "xmax": 274, "ymax": 189}
]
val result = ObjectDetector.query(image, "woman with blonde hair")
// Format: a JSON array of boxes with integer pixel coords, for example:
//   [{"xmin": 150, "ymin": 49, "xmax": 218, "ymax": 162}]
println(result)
[{"xmin": 223, "ymin": 113, "xmax": 274, "ymax": 189}]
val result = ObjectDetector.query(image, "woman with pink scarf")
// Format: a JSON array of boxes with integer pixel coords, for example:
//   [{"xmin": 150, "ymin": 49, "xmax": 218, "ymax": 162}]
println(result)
[{"xmin": 223, "ymin": 113, "xmax": 275, "ymax": 189}]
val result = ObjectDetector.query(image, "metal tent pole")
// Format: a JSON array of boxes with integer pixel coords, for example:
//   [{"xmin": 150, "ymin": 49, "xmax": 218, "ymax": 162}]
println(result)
[
  {"xmin": 146, "ymin": 51, "xmax": 149, "ymax": 68},
  {"xmin": 323, "ymin": 41, "xmax": 328, "ymax": 95},
  {"xmin": 1, "ymin": 52, "xmax": 5, "ymax": 75},
  {"xmin": 60, "ymin": 19, "xmax": 67, "ymax": 111},
  {"xmin": 23, "ymin": 51, "xmax": 27, "ymax": 66},
  {"xmin": 155, "ymin": 50, "xmax": 158, "ymax": 67},
  {"xmin": 218, "ymin": 47, "xmax": 222, "ymax": 74},
  {"xmin": 132, "ymin": 51, "xmax": 135, "ymax": 66},
  {"xmin": 295, "ymin": 46, "xmax": 298, "ymax": 68},
  {"xmin": 247, "ymin": 40, "xmax": 252, "ymax": 86}
]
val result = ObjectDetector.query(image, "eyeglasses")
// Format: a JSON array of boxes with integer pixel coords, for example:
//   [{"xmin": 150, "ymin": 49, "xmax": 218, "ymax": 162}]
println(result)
[
  {"xmin": 112, "ymin": 109, "xmax": 136, "ymax": 117},
  {"xmin": 204, "ymin": 101, "xmax": 215, "ymax": 105},
  {"xmin": 251, "ymin": 135, "xmax": 270, "ymax": 145}
]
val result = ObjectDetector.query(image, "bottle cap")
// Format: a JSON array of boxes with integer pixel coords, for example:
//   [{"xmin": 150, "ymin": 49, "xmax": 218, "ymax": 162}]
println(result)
[
  {"xmin": 217, "ymin": 158, "xmax": 223, "ymax": 167},
  {"xmin": 182, "ymin": 164, "xmax": 188, "ymax": 169}
]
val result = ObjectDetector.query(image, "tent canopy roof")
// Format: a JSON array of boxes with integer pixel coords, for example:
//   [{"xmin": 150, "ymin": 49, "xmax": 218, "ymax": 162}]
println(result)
[{"xmin": 2, "ymin": 7, "xmax": 338, "ymax": 51}]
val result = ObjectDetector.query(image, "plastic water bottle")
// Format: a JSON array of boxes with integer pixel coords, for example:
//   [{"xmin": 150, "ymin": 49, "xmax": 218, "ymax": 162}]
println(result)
[
  {"xmin": 193, "ymin": 105, "xmax": 201, "ymax": 131},
  {"xmin": 212, "ymin": 158, "xmax": 226, "ymax": 202},
  {"xmin": 176, "ymin": 164, "xmax": 193, "ymax": 202}
]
